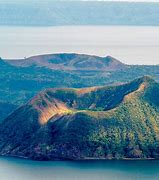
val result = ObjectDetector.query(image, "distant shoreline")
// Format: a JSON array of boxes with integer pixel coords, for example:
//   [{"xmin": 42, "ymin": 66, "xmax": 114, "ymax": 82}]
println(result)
[
  {"xmin": 0, "ymin": 24, "xmax": 159, "ymax": 27},
  {"xmin": 1, "ymin": 1, "xmax": 159, "ymax": 26}
]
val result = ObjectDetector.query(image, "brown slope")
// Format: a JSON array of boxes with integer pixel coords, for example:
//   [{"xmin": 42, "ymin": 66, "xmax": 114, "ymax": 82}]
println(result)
[
  {"xmin": 0, "ymin": 76, "xmax": 158, "ymax": 160},
  {"xmin": 0, "ymin": 76, "xmax": 150, "ymax": 127},
  {"xmin": 4, "ymin": 53, "xmax": 126, "ymax": 71}
]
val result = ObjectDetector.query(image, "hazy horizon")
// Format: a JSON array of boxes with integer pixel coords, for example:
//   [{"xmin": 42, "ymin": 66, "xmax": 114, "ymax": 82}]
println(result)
[
  {"xmin": 0, "ymin": 0, "xmax": 159, "ymax": 65},
  {"xmin": 1, "ymin": 26, "xmax": 159, "ymax": 65}
]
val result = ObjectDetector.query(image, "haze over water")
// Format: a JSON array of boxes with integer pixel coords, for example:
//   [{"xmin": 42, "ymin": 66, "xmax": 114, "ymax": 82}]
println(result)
[{"xmin": 0, "ymin": 26, "xmax": 159, "ymax": 65}]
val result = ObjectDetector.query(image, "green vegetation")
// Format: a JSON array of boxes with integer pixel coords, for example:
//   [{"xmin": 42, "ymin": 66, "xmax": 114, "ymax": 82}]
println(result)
[
  {"xmin": 0, "ymin": 76, "xmax": 159, "ymax": 160},
  {"xmin": 0, "ymin": 56, "xmax": 159, "ymax": 121}
]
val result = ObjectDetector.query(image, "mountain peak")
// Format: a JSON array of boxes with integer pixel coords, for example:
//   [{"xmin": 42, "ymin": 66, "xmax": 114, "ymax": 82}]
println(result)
[{"xmin": 135, "ymin": 75, "xmax": 155, "ymax": 85}]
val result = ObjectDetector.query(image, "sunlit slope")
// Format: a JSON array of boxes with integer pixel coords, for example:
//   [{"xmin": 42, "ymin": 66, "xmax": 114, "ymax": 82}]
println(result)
[
  {"xmin": 0, "ymin": 76, "xmax": 159, "ymax": 160},
  {"xmin": 1, "ymin": 53, "xmax": 159, "ymax": 122}
]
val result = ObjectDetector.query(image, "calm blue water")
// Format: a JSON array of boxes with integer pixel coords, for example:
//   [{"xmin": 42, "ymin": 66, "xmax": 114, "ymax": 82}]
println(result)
[{"xmin": 0, "ymin": 157, "xmax": 159, "ymax": 180}]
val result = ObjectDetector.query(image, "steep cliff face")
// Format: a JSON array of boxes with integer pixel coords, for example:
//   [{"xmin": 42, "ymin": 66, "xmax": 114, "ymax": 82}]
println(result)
[{"xmin": 0, "ymin": 76, "xmax": 159, "ymax": 160}]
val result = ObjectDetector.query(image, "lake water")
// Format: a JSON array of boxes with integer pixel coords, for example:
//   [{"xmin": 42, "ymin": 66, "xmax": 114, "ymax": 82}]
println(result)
[
  {"xmin": 0, "ymin": 157, "xmax": 159, "ymax": 180},
  {"xmin": 0, "ymin": 26, "xmax": 159, "ymax": 65}
]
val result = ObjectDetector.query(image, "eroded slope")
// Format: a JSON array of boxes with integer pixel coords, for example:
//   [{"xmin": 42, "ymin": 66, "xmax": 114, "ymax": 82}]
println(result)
[{"xmin": 0, "ymin": 76, "xmax": 159, "ymax": 160}]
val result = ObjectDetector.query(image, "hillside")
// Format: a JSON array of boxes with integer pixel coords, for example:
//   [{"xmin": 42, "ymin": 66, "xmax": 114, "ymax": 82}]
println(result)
[
  {"xmin": 0, "ymin": 53, "xmax": 159, "ymax": 122},
  {"xmin": 5, "ymin": 53, "xmax": 125, "ymax": 71},
  {"xmin": 0, "ymin": 76, "xmax": 159, "ymax": 160},
  {"xmin": 0, "ymin": 1, "xmax": 159, "ymax": 26}
]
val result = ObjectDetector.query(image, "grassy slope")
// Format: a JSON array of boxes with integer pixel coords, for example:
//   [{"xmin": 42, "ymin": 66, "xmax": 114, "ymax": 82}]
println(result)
[
  {"xmin": 0, "ymin": 56, "xmax": 159, "ymax": 122},
  {"xmin": 0, "ymin": 76, "xmax": 159, "ymax": 160}
]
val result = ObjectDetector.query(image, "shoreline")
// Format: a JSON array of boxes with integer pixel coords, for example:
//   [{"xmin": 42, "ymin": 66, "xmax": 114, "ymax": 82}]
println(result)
[{"xmin": 0, "ymin": 154, "xmax": 157, "ymax": 162}]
